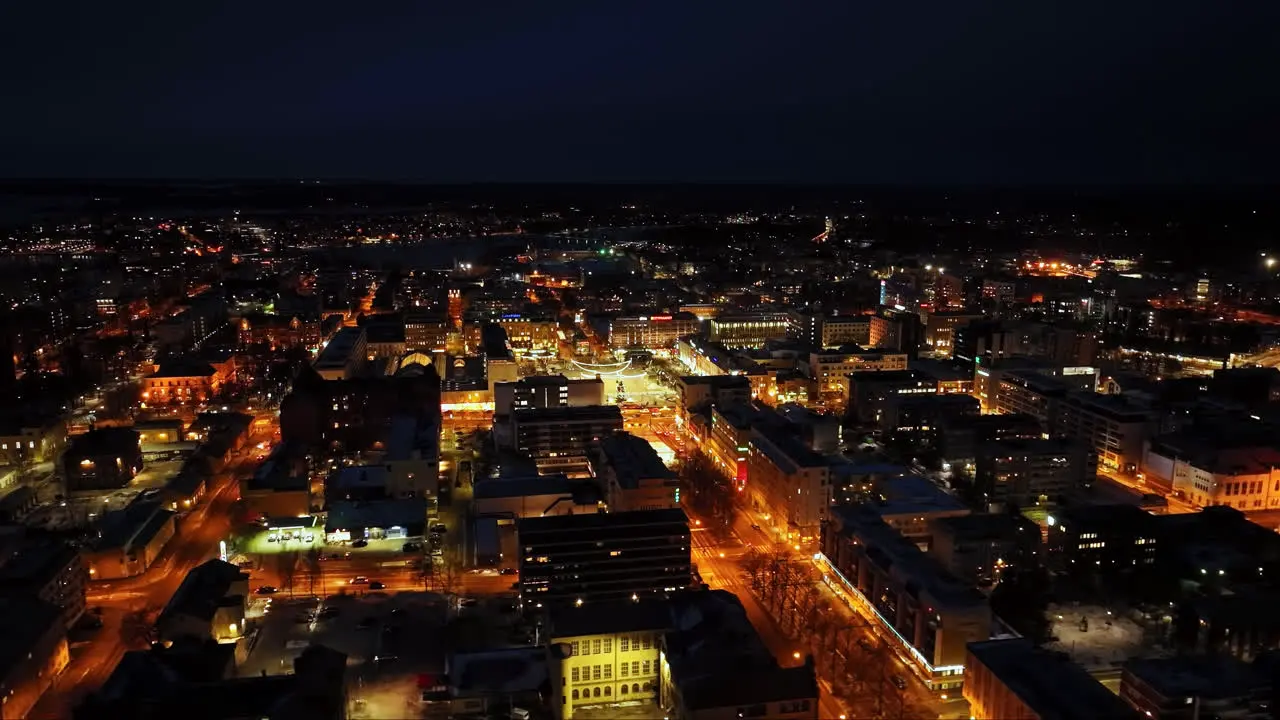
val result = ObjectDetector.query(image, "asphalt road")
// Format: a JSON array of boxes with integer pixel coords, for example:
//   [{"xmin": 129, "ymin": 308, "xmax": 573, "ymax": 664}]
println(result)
[
  {"xmin": 684, "ymin": 505, "xmax": 852, "ymax": 720},
  {"xmin": 32, "ymin": 456, "xmax": 249, "ymax": 718}
]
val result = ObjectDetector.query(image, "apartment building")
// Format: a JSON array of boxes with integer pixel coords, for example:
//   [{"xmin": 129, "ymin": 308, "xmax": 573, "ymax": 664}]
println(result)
[
  {"xmin": 746, "ymin": 425, "xmax": 832, "ymax": 543},
  {"xmin": 819, "ymin": 504, "xmax": 991, "ymax": 693}
]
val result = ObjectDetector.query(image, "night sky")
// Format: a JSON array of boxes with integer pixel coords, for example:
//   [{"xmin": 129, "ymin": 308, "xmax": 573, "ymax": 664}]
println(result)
[{"xmin": 2, "ymin": 1, "xmax": 1277, "ymax": 184}]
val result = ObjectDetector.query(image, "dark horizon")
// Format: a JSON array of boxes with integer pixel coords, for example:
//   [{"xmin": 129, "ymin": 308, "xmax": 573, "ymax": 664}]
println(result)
[{"xmin": 3, "ymin": 1, "xmax": 1277, "ymax": 184}]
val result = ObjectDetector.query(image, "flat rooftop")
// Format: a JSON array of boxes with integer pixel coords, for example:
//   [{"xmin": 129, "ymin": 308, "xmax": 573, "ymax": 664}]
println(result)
[
  {"xmin": 314, "ymin": 327, "xmax": 365, "ymax": 369},
  {"xmin": 968, "ymin": 638, "xmax": 1138, "ymax": 720},
  {"xmin": 595, "ymin": 432, "xmax": 675, "ymax": 489},
  {"xmin": 875, "ymin": 475, "xmax": 968, "ymax": 517},
  {"xmin": 831, "ymin": 504, "xmax": 985, "ymax": 609}
]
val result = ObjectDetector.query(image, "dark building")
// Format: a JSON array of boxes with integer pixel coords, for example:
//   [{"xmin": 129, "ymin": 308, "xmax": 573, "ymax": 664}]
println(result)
[
  {"xmin": 63, "ymin": 427, "xmax": 143, "ymax": 492},
  {"xmin": 847, "ymin": 369, "xmax": 938, "ymax": 425},
  {"xmin": 511, "ymin": 405, "xmax": 624, "ymax": 467},
  {"xmin": 1120, "ymin": 655, "xmax": 1271, "ymax": 720},
  {"xmin": 965, "ymin": 638, "xmax": 1138, "ymax": 720},
  {"xmin": 1046, "ymin": 504, "xmax": 1159, "ymax": 578},
  {"xmin": 1208, "ymin": 367, "xmax": 1280, "ymax": 410},
  {"xmin": 927, "ymin": 513, "xmax": 1041, "ymax": 588},
  {"xmin": 517, "ymin": 508, "xmax": 692, "ymax": 606},
  {"xmin": 975, "ymin": 437, "xmax": 1097, "ymax": 508},
  {"xmin": 0, "ymin": 534, "xmax": 89, "ymax": 629},
  {"xmin": 279, "ymin": 363, "xmax": 441, "ymax": 452},
  {"xmin": 77, "ymin": 643, "xmax": 348, "ymax": 720},
  {"xmin": 936, "ymin": 412, "xmax": 1044, "ymax": 465}
]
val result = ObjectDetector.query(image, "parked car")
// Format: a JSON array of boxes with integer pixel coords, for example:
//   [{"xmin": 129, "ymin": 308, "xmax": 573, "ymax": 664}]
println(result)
[
  {"xmin": 499, "ymin": 567, "xmax": 517, "ymax": 576},
  {"xmin": 402, "ymin": 542, "xmax": 420, "ymax": 553},
  {"xmin": 352, "ymin": 539, "xmax": 368, "ymax": 548},
  {"xmin": 255, "ymin": 586, "xmax": 278, "ymax": 595},
  {"xmin": 349, "ymin": 576, "xmax": 370, "ymax": 585},
  {"xmin": 369, "ymin": 580, "xmax": 386, "ymax": 590}
]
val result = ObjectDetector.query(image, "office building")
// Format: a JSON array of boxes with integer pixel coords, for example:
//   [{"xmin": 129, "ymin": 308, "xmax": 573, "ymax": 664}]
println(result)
[
  {"xmin": 404, "ymin": 310, "xmax": 451, "ymax": 353},
  {"xmin": 707, "ymin": 313, "xmax": 791, "ymax": 348},
  {"xmin": 801, "ymin": 347, "xmax": 909, "ymax": 396},
  {"xmin": 923, "ymin": 311, "xmax": 983, "ymax": 355},
  {"xmin": 494, "ymin": 375, "xmax": 605, "ymax": 417},
  {"xmin": 1045, "ymin": 504, "xmax": 1158, "ymax": 574},
  {"xmin": 746, "ymin": 423, "xmax": 833, "ymax": 543},
  {"xmin": 675, "ymin": 374, "xmax": 751, "ymax": 417},
  {"xmin": 517, "ymin": 508, "xmax": 692, "ymax": 607},
  {"xmin": 867, "ymin": 474, "xmax": 970, "ymax": 546},
  {"xmin": 994, "ymin": 371, "xmax": 1071, "ymax": 429},
  {"xmin": 605, "ymin": 313, "xmax": 701, "ymax": 350}
]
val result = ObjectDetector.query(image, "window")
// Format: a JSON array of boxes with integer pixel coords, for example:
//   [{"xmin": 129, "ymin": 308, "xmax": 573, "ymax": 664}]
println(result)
[
  {"xmin": 621, "ymin": 663, "xmax": 630, "ymax": 678},
  {"xmin": 593, "ymin": 665, "xmax": 601, "ymax": 681},
  {"xmin": 593, "ymin": 639, "xmax": 602, "ymax": 654},
  {"xmin": 631, "ymin": 661, "xmax": 640, "ymax": 676},
  {"xmin": 621, "ymin": 685, "xmax": 629, "ymax": 695},
  {"xmin": 572, "ymin": 689, "xmax": 579, "ymax": 700},
  {"xmin": 641, "ymin": 635, "xmax": 652, "ymax": 650},
  {"xmin": 632, "ymin": 683, "xmax": 640, "ymax": 694},
  {"xmin": 572, "ymin": 667, "xmax": 580, "ymax": 682},
  {"xmin": 593, "ymin": 687, "xmax": 601, "ymax": 698},
  {"xmin": 620, "ymin": 637, "xmax": 629, "ymax": 652},
  {"xmin": 604, "ymin": 686, "xmax": 612, "ymax": 697},
  {"xmin": 603, "ymin": 638, "xmax": 612, "ymax": 653},
  {"xmin": 571, "ymin": 641, "xmax": 580, "ymax": 655},
  {"xmin": 642, "ymin": 660, "xmax": 651, "ymax": 675},
  {"xmin": 604, "ymin": 664, "xmax": 612, "ymax": 679}
]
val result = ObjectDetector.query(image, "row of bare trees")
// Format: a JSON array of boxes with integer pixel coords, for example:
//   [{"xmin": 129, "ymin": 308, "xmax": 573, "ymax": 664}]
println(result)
[
  {"xmin": 740, "ymin": 547, "xmax": 914, "ymax": 719},
  {"xmin": 266, "ymin": 545, "xmax": 465, "ymax": 598}
]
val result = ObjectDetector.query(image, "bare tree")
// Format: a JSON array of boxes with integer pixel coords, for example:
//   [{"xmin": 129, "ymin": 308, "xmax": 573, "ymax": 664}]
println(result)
[
  {"xmin": 276, "ymin": 551, "xmax": 300, "ymax": 597},
  {"xmin": 428, "ymin": 547, "xmax": 463, "ymax": 598},
  {"xmin": 303, "ymin": 547, "xmax": 322, "ymax": 596},
  {"xmin": 741, "ymin": 548, "xmax": 768, "ymax": 593}
]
